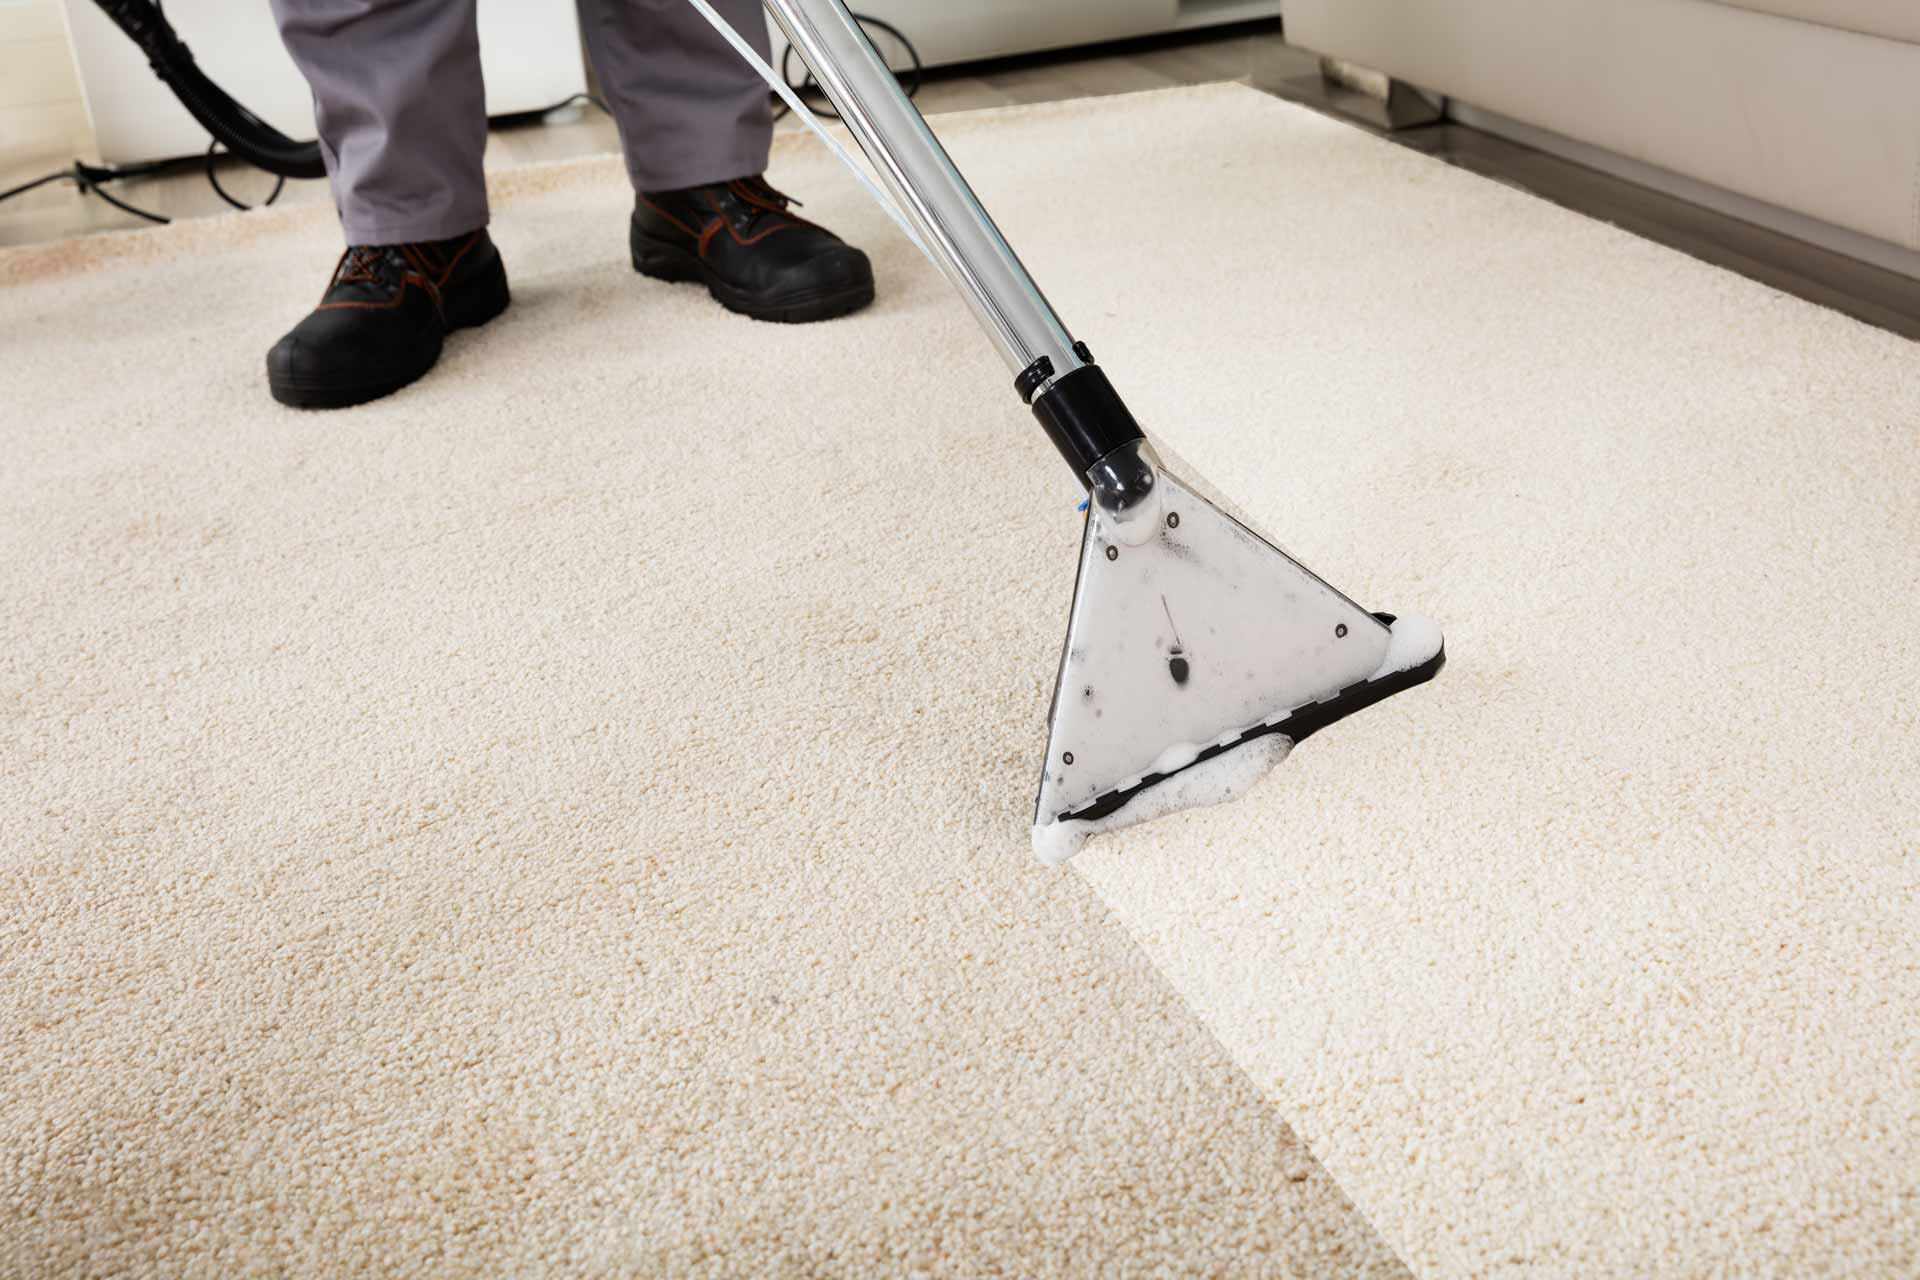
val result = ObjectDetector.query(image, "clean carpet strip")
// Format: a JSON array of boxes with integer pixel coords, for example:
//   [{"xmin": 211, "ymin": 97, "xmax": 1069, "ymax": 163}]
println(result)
[
  {"xmin": 1066, "ymin": 87, "xmax": 1919, "ymax": 1279},
  {"xmin": 0, "ymin": 90, "xmax": 1411, "ymax": 1277}
]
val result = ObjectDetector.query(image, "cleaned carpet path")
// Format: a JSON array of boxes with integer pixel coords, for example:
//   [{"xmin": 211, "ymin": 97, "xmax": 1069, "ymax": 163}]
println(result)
[
  {"xmin": 1061, "ymin": 88, "xmax": 1918, "ymax": 1277},
  {"xmin": 0, "ymin": 89, "xmax": 1410, "ymax": 1277}
]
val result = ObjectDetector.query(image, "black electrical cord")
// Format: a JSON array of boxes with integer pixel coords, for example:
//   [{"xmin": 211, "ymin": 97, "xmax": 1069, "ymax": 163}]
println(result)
[
  {"xmin": 0, "ymin": 159, "xmax": 181, "ymax": 224},
  {"xmin": 0, "ymin": 152, "xmax": 296, "ymax": 225},
  {"xmin": 773, "ymin": 13, "xmax": 922, "ymax": 122},
  {"xmin": 205, "ymin": 139, "xmax": 286, "ymax": 212},
  {"xmin": 0, "ymin": 171, "xmax": 74, "ymax": 204},
  {"xmin": 1, "ymin": 93, "xmax": 617, "ymax": 226},
  {"xmin": 85, "ymin": 178, "xmax": 172, "ymax": 225}
]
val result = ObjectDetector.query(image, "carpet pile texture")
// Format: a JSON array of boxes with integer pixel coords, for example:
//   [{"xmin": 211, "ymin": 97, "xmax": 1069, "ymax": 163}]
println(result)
[
  {"xmin": 1, "ymin": 88, "xmax": 1415, "ymax": 1278},
  {"xmin": 5, "ymin": 83, "xmax": 1919, "ymax": 1277}
]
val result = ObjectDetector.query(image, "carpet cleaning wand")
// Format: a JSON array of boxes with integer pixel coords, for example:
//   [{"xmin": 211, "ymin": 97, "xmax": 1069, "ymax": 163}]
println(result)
[
  {"xmin": 714, "ymin": 0, "xmax": 1446, "ymax": 862},
  {"xmin": 85, "ymin": 0, "xmax": 1442, "ymax": 861}
]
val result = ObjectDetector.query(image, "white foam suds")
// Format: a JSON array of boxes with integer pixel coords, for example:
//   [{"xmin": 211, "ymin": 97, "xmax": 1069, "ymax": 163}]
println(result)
[
  {"xmin": 1030, "ymin": 615, "xmax": 1443, "ymax": 866},
  {"xmin": 1371, "ymin": 613, "xmax": 1443, "ymax": 679},
  {"xmin": 1030, "ymin": 734, "xmax": 1292, "ymax": 866}
]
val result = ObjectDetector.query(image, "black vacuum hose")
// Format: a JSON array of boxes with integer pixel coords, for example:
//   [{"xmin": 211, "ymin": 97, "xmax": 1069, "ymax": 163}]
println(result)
[{"xmin": 90, "ymin": 0, "xmax": 327, "ymax": 180}]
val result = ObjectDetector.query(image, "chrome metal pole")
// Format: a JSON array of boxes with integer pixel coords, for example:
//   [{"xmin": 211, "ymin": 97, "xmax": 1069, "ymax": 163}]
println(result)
[{"xmin": 761, "ymin": 0, "xmax": 1085, "ymax": 388}]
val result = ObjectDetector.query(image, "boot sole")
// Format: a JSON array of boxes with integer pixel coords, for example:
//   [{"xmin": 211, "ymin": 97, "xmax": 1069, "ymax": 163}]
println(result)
[
  {"xmin": 269, "ymin": 252, "xmax": 513, "ymax": 410},
  {"xmin": 631, "ymin": 234, "xmax": 874, "ymax": 324}
]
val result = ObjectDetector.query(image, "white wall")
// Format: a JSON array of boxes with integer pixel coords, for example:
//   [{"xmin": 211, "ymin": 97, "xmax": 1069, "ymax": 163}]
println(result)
[{"xmin": 0, "ymin": 0, "xmax": 93, "ymax": 188}]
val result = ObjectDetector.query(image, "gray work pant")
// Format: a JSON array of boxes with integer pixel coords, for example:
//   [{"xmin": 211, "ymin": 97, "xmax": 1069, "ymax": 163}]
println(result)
[{"xmin": 271, "ymin": 0, "xmax": 774, "ymax": 244}]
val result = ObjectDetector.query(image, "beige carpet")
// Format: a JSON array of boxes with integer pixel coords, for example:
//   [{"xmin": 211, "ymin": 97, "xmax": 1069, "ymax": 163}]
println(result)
[
  {"xmin": 0, "ymin": 89, "xmax": 1411, "ymax": 1278},
  {"xmin": 1042, "ymin": 89, "xmax": 1920, "ymax": 1277},
  {"xmin": 3, "ymin": 81, "xmax": 1917, "ymax": 1279}
]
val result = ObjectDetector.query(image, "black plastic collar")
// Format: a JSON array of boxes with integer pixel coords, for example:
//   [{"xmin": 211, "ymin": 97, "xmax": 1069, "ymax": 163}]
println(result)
[{"xmin": 1030, "ymin": 364, "xmax": 1144, "ymax": 481}]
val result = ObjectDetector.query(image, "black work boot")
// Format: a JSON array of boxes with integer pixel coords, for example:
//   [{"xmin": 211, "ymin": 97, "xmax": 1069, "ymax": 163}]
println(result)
[
  {"xmin": 630, "ymin": 176, "xmax": 874, "ymax": 323},
  {"xmin": 266, "ymin": 229, "xmax": 510, "ymax": 409}
]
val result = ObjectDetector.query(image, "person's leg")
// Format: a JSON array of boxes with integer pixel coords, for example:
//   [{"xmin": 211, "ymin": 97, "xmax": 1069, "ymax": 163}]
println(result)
[
  {"xmin": 270, "ymin": 0, "xmax": 490, "ymax": 243},
  {"xmin": 576, "ymin": 0, "xmax": 771, "ymax": 193},
  {"xmin": 579, "ymin": 0, "xmax": 874, "ymax": 323},
  {"xmin": 263, "ymin": 0, "xmax": 510, "ymax": 407}
]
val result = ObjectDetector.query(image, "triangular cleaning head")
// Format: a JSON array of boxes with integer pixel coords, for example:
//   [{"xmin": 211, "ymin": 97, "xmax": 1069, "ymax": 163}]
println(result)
[{"xmin": 1031, "ymin": 469, "xmax": 1443, "ymax": 864}]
